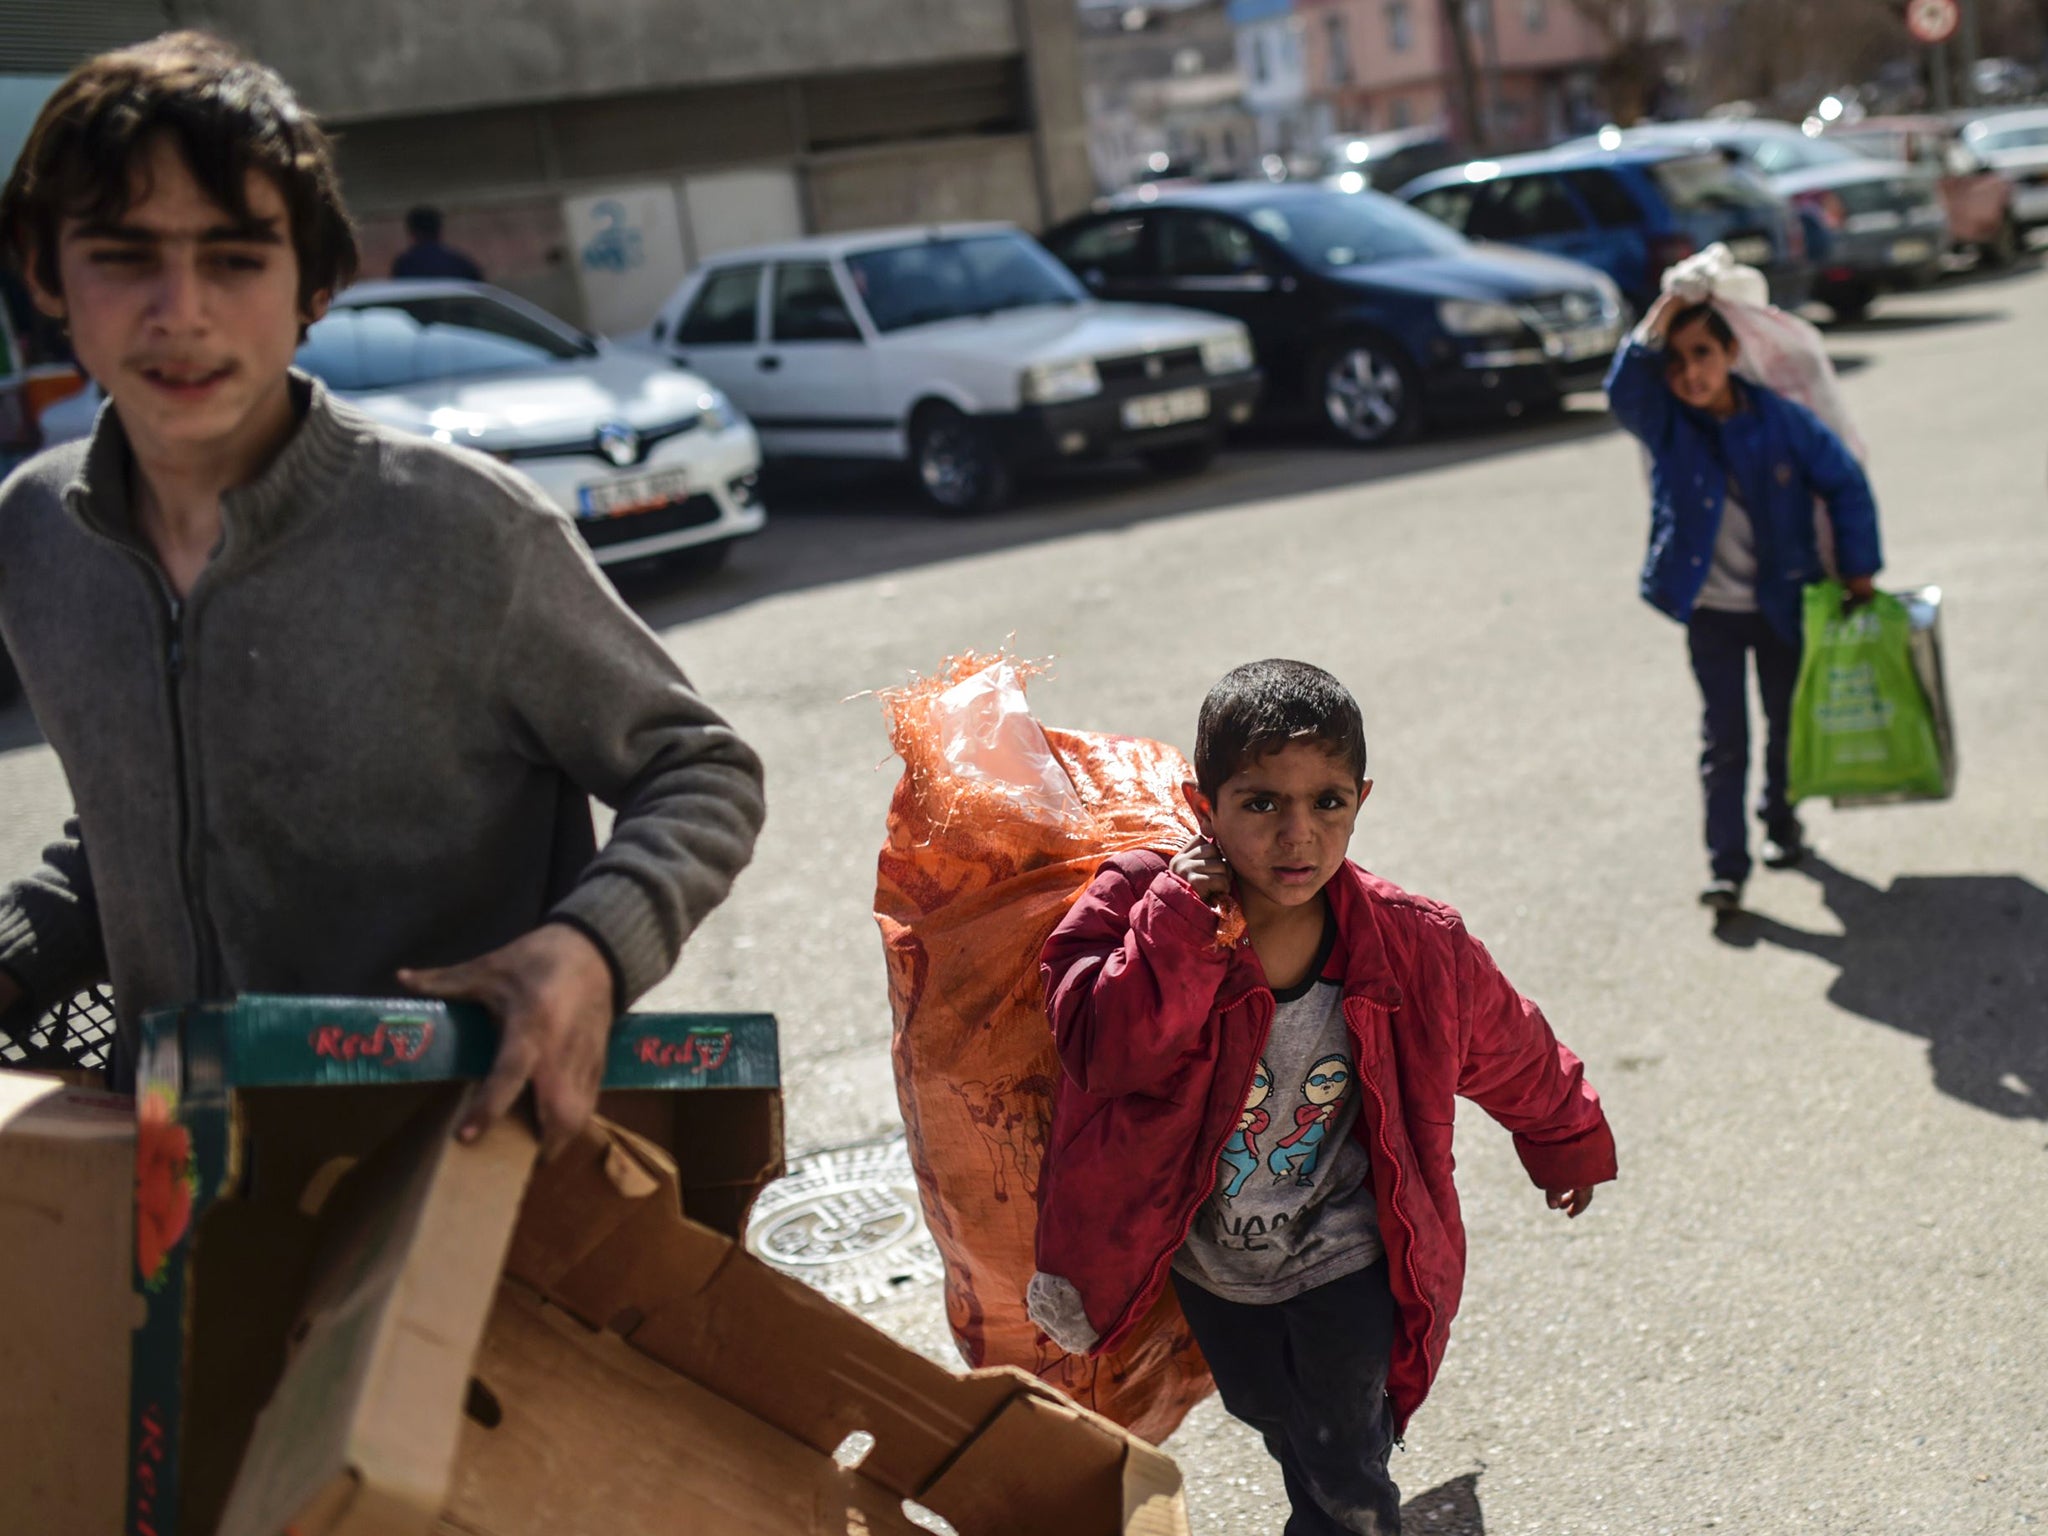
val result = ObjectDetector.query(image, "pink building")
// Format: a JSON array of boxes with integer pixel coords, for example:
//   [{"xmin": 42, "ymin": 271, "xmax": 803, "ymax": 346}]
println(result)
[{"xmin": 1300, "ymin": 0, "xmax": 1610, "ymax": 147}]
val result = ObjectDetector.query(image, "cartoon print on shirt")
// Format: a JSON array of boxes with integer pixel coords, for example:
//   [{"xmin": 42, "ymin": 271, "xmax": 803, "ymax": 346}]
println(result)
[
  {"xmin": 1267, "ymin": 1053, "xmax": 1351, "ymax": 1186},
  {"xmin": 1216, "ymin": 1058, "xmax": 1273, "ymax": 1200}
]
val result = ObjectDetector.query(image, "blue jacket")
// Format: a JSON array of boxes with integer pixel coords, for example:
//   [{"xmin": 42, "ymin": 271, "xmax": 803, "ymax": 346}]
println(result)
[{"xmin": 1604, "ymin": 338, "xmax": 1882, "ymax": 644}]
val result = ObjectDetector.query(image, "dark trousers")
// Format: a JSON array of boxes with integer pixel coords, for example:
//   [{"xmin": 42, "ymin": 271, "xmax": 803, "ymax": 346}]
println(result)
[
  {"xmin": 1686, "ymin": 607, "xmax": 1802, "ymax": 883},
  {"xmin": 1172, "ymin": 1261, "xmax": 1402, "ymax": 1536}
]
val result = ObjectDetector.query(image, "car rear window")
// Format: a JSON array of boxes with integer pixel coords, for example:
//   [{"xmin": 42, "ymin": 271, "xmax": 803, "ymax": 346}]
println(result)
[
  {"xmin": 1467, "ymin": 175, "xmax": 1586, "ymax": 240},
  {"xmin": 678, "ymin": 266, "xmax": 764, "ymax": 345},
  {"xmin": 1651, "ymin": 155, "xmax": 1777, "ymax": 214},
  {"xmin": 1563, "ymin": 169, "xmax": 1644, "ymax": 228},
  {"xmin": 1052, "ymin": 216, "xmax": 1150, "ymax": 279}
]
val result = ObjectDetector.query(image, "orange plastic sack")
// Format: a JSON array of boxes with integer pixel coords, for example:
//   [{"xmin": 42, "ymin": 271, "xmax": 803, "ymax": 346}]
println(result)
[{"xmin": 874, "ymin": 654, "xmax": 1223, "ymax": 1444}]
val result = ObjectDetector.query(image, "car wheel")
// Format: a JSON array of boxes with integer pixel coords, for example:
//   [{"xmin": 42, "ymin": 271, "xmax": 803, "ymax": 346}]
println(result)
[
  {"xmin": 1314, "ymin": 337, "xmax": 1421, "ymax": 447},
  {"xmin": 1141, "ymin": 436, "xmax": 1221, "ymax": 477},
  {"xmin": 910, "ymin": 404, "xmax": 1011, "ymax": 515},
  {"xmin": 1825, "ymin": 283, "xmax": 1874, "ymax": 323},
  {"xmin": 1982, "ymin": 215, "xmax": 2021, "ymax": 270}
]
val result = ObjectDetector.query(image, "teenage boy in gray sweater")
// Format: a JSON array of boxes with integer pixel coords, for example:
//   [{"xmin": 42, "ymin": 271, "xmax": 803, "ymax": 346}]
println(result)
[{"xmin": 0, "ymin": 33, "xmax": 765, "ymax": 1153}]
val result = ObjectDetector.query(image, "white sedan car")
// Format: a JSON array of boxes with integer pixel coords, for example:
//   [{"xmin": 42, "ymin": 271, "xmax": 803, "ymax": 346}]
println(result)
[
  {"xmin": 646, "ymin": 224, "xmax": 1262, "ymax": 513},
  {"xmin": 41, "ymin": 281, "xmax": 766, "ymax": 569}
]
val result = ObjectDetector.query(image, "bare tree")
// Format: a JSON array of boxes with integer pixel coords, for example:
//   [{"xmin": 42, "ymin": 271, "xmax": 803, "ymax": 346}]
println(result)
[
  {"xmin": 1441, "ymin": 0, "xmax": 1488, "ymax": 142},
  {"xmin": 1561, "ymin": 0, "xmax": 1668, "ymax": 123}
]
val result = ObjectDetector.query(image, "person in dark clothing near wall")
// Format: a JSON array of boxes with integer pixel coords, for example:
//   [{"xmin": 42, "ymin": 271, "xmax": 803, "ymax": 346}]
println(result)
[{"xmin": 392, "ymin": 203, "xmax": 482, "ymax": 281}]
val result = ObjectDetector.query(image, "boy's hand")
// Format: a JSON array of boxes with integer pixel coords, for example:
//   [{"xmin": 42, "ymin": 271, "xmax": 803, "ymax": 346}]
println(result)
[
  {"xmin": 1641, "ymin": 290, "xmax": 1681, "ymax": 343},
  {"xmin": 1547, "ymin": 1186, "xmax": 1596, "ymax": 1218},
  {"xmin": 399, "ymin": 922, "xmax": 617, "ymax": 1159},
  {"xmin": 1842, "ymin": 575, "xmax": 1877, "ymax": 610},
  {"xmin": 1170, "ymin": 834, "xmax": 1232, "ymax": 906}
]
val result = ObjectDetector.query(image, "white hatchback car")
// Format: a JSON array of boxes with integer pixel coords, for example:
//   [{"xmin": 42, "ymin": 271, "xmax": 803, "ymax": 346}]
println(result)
[
  {"xmin": 41, "ymin": 281, "xmax": 766, "ymax": 569},
  {"xmin": 646, "ymin": 224, "xmax": 1262, "ymax": 512}
]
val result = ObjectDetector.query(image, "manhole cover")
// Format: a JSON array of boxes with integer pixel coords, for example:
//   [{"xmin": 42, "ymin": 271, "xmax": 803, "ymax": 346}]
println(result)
[
  {"xmin": 746, "ymin": 1137, "xmax": 946, "ymax": 1308},
  {"xmin": 1, "ymin": 984, "xmax": 116, "ymax": 1073}
]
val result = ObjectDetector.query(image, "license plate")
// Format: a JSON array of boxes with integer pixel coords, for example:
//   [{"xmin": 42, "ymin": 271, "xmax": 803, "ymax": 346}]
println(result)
[
  {"xmin": 1552, "ymin": 323, "xmax": 1616, "ymax": 362},
  {"xmin": 578, "ymin": 466, "xmax": 692, "ymax": 518},
  {"xmin": 1890, "ymin": 238, "xmax": 1934, "ymax": 264},
  {"xmin": 1728, "ymin": 236, "xmax": 1772, "ymax": 265},
  {"xmin": 1846, "ymin": 210, "xmax": 1904, "ymax": 234},
  {"xmin": 1121, "ymin": 387, "xmax": 1210, "ymax": 430}
]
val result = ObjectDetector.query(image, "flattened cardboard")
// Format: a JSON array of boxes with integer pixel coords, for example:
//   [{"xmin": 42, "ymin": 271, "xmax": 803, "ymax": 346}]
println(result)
[
  {"xmin": 475, "ymin": 1120, "xmax": 1193, "ymax": 1536},
  {"xmin": 124, "ymin": 996, "xmax": 782, "ymax": 1536},
  {"xmin": 0, "ymin": 1074, "xmax": 136, "ymax": 1536}
]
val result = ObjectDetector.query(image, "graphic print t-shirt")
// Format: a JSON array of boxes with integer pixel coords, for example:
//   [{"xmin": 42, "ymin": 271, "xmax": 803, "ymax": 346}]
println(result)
[{"xmin": 1173, "ymin": 915, "xmax": 1383, "ymax": 1304}]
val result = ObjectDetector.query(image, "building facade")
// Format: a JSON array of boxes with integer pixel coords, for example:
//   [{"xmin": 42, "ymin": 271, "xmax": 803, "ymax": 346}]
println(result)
[
  {"xmin": 1078, "ymin": 0, "xmax": 1256, "ymax": 190},
  {"xmin": 1228, "ymin": 0, "xmax": 1331, "ymax": 163},
  {"xmin": 168, "ymin": 0, "xmax": 1094, "ymax": 331},
  {"xmin": 1300, "ymin": 0, "xmax": 1617, "ymax": 149}
]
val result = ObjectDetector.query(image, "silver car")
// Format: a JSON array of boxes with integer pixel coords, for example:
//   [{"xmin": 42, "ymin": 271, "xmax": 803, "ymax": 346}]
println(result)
[
  {"xmin": 1962, "ymin": 108, "xmax": 2048, "ymax": 231},
  {"xmin": 41, "ymin": 281, "xmax": 767, "ymax": 570}
]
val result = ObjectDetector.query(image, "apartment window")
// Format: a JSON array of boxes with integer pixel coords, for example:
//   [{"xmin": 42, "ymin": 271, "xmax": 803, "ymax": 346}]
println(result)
[
  {"xmin": 1387, "ymin": 1, "xmax": 1413, "ymax": 52},
  {"xmin": 1391, "ymin": 97, "xmax": 1413, "ymax": 128},
  {"xmin": 1325, "ymin": 12, "xmax": 1352, "ymax": 86},
  {"xmin": 1525, "ymin": 0, "xmax": 1547, "ymax": 30},
  {"xmin": 1250, "ymin": 28, "xmax": 1271, "ymax": 86}
]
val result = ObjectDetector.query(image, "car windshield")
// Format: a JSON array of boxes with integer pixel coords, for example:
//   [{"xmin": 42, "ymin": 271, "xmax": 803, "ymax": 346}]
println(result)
[
  {"xmin": 1830, "ymin": 130, "xmax": 1910, "ymax": 162},
  {"xmin": 1242, "ymin": 192, "xmax": 1466, "ymax": 268},
  {"xmin": 1651, "ymin": 154, "xmax": 1779, "ymax": 212},
  {"xmin": 844, "ymin": 233, "xmax": 1086, "ymax": 333},
  {"xmin": 295, "ymin": 295, "xmax": 593, "ymax": 392}
]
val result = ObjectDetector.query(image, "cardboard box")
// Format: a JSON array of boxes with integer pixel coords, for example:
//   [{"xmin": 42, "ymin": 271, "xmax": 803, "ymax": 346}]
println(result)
[
  {"xmin": 0, "ymin": 1073, "xmax": 138, "ymax": 1536},
  {"xmin": 123, "ymin": 996, "xmax": 782, "ymax": 1536},
  {"xmin": 29, "ymin": 993, "xmax": 1186, "ymax": 1536}
]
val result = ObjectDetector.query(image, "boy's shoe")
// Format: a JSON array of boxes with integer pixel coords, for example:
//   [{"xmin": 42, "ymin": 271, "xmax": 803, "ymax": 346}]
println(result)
[
  {"xmin": 1699, "ymin": 878, "xmax": 1744, "ymax": 912},
  {"xmin": 1762, "ymin": 825, "xmax": 1807, "ymax": 869}
]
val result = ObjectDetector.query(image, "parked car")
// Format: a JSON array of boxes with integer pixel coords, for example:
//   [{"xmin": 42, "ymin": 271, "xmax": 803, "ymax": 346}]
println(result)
[
  {"xmin": 645, "ymin": 225, "xmax": 1261, "ymax": 514},
  {"xmin": 40, "ymin": 281, "xmax": 767, "ymax": 571},
  {"xmin": 1561, "ymin": 120, "xmax": 1950, "ymax": 319},
  {"xmin": 1395, "ymin": 143, "xmax": 1809, "ymax": 312},
  {"xmin": 1826, "ymin": 115, "xmax": 2022, "ymax": 267},
  {"xmin": 1320, "ymin": 126, "xmax": 1463, "ymax": 195},
  {"xmin": 1044, "ymin": 184, "xmax": 1623, "ymax": 447},
  {"xmin": 1961, "ymin": 108, "xmax": 2048, "ymax": 235}
]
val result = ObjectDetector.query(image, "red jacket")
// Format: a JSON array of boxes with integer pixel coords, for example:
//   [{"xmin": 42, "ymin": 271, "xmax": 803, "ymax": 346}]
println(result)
[{"xmin": 1031, "ymin": 852, "xmax": 1618, "ymax": 1432}]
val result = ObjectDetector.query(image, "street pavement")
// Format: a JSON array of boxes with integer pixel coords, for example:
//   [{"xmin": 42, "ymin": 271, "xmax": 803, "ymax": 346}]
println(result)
[{"xmin": 4, "ymin": 261, "xmax": 2045, "ymax": 1533}]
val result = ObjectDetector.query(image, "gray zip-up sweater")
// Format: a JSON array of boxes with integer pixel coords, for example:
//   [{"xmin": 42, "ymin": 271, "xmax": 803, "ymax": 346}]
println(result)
[{"xmin": 0, "ymin": 376, "xmax": 764, "ymax": 1045}]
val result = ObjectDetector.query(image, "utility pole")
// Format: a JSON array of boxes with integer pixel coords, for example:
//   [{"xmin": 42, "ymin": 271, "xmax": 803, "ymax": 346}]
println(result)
[{"xmin": 1958, "ymin": 0, "xmax": 1982, "ymax": 105}]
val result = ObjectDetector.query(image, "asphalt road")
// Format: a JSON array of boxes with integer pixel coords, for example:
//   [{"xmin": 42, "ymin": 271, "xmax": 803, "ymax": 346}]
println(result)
[{"xmin": 3, "ymin": 261, "xmax": 2044, "ymax": 1534}]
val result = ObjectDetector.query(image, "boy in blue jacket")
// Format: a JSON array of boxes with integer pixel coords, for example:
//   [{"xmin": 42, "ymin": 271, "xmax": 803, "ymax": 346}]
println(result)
[{"xmin": 1605, "ymin": 292, "xmax": 1883, "ymax": 911}]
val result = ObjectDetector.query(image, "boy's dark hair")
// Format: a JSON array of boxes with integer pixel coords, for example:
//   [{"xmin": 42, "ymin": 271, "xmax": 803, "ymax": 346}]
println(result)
[
  {"xmin": 404, "ymin": 204, "xmax": 442, "ymax": 241},
  {"xmin": 1667, "ymin": 301, "xmax": 1736, "ymax": 351},
  {"xmin": 0, "ymin": 30, "xmax": 358, "ymax": 315},
  {"xmin": 1195, "ymin": 660, "xmax": 1369, "ymax": 797}
]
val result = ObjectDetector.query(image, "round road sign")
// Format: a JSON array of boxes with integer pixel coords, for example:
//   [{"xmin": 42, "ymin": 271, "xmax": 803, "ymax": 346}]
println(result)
[{"xmin": 1906, "ymin": 0, "xmax": 1959, "ymax": 45}]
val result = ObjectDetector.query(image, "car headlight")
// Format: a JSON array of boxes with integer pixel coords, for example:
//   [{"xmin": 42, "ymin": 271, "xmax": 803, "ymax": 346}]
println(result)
[
  {"xmin": 1201, "ymin": 328, "xmax": 1255, "ymax": 375},
  {"xmin": 1021, "ymin": 358, "xmax": 1102, "ymax": 405},
  {"xmin": 1438, "ymin": 299, "xmax": 1526, "ymax": 336},
  {"xmin": 697, "ymin": 388, "xmax": 739, "ymax": 432}
]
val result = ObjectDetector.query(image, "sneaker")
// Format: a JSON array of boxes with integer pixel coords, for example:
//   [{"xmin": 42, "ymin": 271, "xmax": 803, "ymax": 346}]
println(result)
[
  {"xmin": 1699, "ymin": 878, "xmax": 1744, "ymax": 912},
  {"xmin": 1762, "ymin": 827, "xmax": 1806, "ymax": 869}
]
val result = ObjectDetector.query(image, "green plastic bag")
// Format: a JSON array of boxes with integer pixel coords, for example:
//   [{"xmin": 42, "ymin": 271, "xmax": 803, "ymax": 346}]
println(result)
[{"xmin": 1789, "ymin": 581, "xmax": 1947, "ymax": 803}]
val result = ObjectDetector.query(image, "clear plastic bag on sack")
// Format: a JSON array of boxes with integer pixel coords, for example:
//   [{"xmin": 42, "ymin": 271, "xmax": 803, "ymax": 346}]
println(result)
[{"xmin": 873, "ymin": 654, "xmax": 1234, "ymax": 1443}]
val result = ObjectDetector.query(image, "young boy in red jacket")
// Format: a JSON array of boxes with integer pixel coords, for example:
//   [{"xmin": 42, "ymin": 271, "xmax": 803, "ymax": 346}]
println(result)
[{"xmin": 1027, "ymin": 660, "xmax": 1617, "ymax": 1535}]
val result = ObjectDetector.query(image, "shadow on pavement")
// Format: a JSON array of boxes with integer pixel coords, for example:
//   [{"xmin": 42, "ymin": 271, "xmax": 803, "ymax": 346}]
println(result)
[
  {"xmin": 1402, "ymin": 1471, "xmax": 1484, "ymax": 1533},
  {"xmin": 1714, "ymin": 855, "xmax": 2048, "ymax": 1119},
  {"xmin": 618, "ymin": 406, "xmax": 1622, "ymax": 630},
  {"xmin": 1827, "ymin": 352, "xmax": 1874, "ymax": 377}
]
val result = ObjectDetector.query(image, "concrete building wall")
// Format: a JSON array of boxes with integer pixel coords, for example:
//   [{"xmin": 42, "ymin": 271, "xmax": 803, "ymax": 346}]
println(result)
[
  {"xmin": 805, "ymin": 135, "xmax": 1043, "ymax": 232},
  {"xmin": 175, "ymin": 0, "xmax": 1019, "ymax": 120}
]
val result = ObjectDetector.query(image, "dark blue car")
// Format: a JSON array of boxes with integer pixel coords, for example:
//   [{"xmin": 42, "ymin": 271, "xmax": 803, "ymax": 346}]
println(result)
[
  {"xmin": 1043, "ymin": 185, "xmax": 1624, "ymax": 447},
  {"xmin": 1396, "ymin": 144, "xmax": 1811, "ymax": 313}
]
